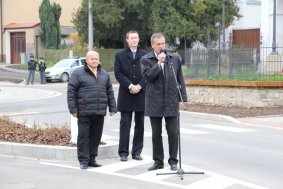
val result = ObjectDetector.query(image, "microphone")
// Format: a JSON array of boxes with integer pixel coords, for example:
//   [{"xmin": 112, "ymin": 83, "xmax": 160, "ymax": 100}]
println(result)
[
  {"xmin": 160, "ymin": 49, "xmax": 167, "ymax": 62},
  {"xmin": 160, "ymin": 49, "xmax": 167, "ymax": 54}
]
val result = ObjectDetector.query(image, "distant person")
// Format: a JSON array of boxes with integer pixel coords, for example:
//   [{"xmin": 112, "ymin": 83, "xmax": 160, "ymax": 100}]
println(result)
[
  {"xmin": 26, "ymin": 55, "xmax": 37, "ymax": 85},
  {"xmin": 140, "ymin": 33, "xmax": 188, "ymax": 171},
  {"xmin": 67, "ymin": 50, "xmax": 117, "ymax": 170},
  {"xmin": 38, "ymin": 57, "xmax": 47, "ymax": 84},
  {"xmin": 114, "ymin": 30, "xmax": 148, "ymax": 161}
]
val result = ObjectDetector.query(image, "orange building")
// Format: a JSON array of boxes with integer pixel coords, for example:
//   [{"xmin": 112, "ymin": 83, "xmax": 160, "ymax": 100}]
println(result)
[{"xmin": 0, "ymin": 0, "xmax": 82, "ymax": 64}]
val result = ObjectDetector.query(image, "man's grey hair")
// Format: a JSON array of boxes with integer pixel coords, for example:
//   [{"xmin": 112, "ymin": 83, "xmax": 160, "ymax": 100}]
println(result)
[{"xmin": 150, "ymin": 33, "xmax": 165, "ymax": 44}]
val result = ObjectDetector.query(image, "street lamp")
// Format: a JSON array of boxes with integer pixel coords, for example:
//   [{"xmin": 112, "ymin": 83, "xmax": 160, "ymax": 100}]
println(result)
[
  {"xmin": 222, "ymin": 0, "xmax": 226, "ymax": 49},
  {"xmin": 272, "ymin": 0, "xmax": 277, "ymax": 53},
  {"xmin": 88, "ymin": 0, "xmax": 93, "ymax": 51}
]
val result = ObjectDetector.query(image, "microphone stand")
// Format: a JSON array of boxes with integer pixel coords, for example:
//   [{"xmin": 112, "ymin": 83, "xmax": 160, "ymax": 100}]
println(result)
[{"xmin": 156, "ymin": 62, "xmax": 204, "ymax": 180}]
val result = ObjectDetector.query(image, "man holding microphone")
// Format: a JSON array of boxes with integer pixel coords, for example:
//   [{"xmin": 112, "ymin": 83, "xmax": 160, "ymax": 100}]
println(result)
[{"xmin": 141, "ymin": 33, "xmax": 187, "ymax": 171}]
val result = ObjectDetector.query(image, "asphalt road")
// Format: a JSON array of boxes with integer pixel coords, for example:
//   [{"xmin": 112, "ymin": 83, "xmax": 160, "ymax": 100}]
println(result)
[{"xmin": 1, "ymin": 67, "xmax": 283, "ymax": 189}]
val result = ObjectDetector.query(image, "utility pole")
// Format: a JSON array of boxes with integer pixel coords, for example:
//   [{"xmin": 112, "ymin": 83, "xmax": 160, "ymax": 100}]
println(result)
[
  {"xmin": 272, "ymin": 0, "xmax": 277, "ymax": 53},
  {"xmin": 222, "ymin": 0, "xmax": 226, "ymax": 49},
  {"xmin": 88, "ymin": 0, "xmax": 93, "ymax": 51}
]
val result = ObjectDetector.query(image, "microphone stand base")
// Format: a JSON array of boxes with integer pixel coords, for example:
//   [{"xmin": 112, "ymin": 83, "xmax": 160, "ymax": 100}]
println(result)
[{"xmin": 156, "ymin": 168, "xmax": 204, "ymax": 180}]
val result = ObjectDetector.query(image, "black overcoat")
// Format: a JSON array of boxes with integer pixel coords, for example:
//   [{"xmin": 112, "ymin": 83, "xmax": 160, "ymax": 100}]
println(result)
[
  {"xmin": 140, "ymin": 51, "xmax": 187, "ymax": 117},
  {"xmin": 114, "ymin": 47, "xmax": 148, "ymax": 112}
]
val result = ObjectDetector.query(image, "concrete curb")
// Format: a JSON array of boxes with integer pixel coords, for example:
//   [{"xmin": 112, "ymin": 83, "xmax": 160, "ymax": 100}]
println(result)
[
  {"xmin": 0, "ymin": 77, "xmax": 24, "ymax": 84},
  {"xmin": 0, "ymin": 142, "xmax": 118, "ymax": 161},
  {"xmin": 181, "ymin": 110, "xmax": 242, "ymax": 124},
  {"xmin": 0, "ymin": 64, "xmax": 29, "ymax": 74}
]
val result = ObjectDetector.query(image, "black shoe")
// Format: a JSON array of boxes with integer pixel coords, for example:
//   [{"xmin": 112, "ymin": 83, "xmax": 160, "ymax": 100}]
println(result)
[
  {"xmin": 99, "ymin": 140, "xmax": 107, "ymax": 145},
  {"xmin": 80, "ymin": 164, "xmax": 88, "ymax": 170},
  {"xmin": 170, "ymin": 163, "xmax": 178, "ymax": 171},
  {"xmin": 88, "ymin": 161, "xmax": 102, "ymax": 167},
  {"xmin": 120, "ymin": 156, "xmax": 128, "ymax": 161},
  {"xmin": 148, "ymin": 162, "xmax": 164, "ymax": 171},
  {"xmin": 132, "ymin": 154, "xmax": 143, "ymax": 160}
]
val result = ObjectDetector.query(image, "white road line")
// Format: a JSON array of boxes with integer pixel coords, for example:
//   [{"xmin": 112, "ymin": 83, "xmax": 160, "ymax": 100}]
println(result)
[
  {"xmin": 0, "ymin": 87, "xmax": 61, "ymax": 103},
  {"xmin": 111, "ymin": 129, "xmax": 153, "ymax": 137},
  {"xmin": 136, "ymin": 167, "xmax": 175, "ymax": 181},
  {"xmin": 187, "ymin": 174, "xmax": 236, "ymax": 189},
  {"xmin": 93, "ymin": 155, "xmax": 152, "ymax": 173},
  {"xmin": 41, "ymin": 160, "xmax": 267, "ymax": 189},
  {"xmin": 112, "ymin": 128, "xmax": 210, "ymax": 137},
  {"xmin": 41, "ymin": 161, "xmax": 186, "ymax": 189},
  {"xmin": 0, "ymin": 112, "xmax": 39, "ymax": 116},
  {"xmin": 90, "ymin": 169, "xmax": 186, "ymax": 189},
  {"xmin": 183, "ymin": 164, "xmax": 269, "ymax": 189},
  {"xmin": 41, "ymin": 162, "xmax": 80, "ymax": 170},
  {"xmin": 100, "ymin": 134, "xmax": 118, "ymax": 140},
  {"xmin": 193, "ymin": 124, "xmax": 255, "ymax": 132},
  {"xmin": 180, "ymin": 128, "xmax": 211, "ymax": 135}
]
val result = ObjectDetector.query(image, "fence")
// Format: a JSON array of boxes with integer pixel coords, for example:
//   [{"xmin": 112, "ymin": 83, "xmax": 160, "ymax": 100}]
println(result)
[{"xmin": 183, "ymin": 46, "xmax": 283, "ymax": 81}]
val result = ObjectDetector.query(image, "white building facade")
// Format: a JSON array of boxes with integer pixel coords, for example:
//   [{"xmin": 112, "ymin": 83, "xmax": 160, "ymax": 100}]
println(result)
[{"xmin": 228, "ymin": 0, "xmax": 283, "ymax": 49}]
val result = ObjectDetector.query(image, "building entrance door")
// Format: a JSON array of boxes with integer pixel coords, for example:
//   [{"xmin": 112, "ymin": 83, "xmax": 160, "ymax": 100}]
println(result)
[
  {"xmin": 10, "ymin": 32, "xmax": 26, "ymax": 64},
  {"xmin": 232, "ymin": 29, "xmax": 260, "ymax": 48}
]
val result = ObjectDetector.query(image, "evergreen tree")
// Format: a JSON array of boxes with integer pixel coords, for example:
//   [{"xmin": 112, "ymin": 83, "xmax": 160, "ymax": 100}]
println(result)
[
  {"xmin": 39, "ymin": 0, "xmax": 62, "ymax": 49},
  {"xmin": 72, "ymin": 0, "xmax": 240, "ymax": 49}
]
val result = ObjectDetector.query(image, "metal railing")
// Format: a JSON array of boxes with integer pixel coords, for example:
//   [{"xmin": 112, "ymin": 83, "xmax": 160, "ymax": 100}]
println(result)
[{"xmin": 183, "ymin": 46, "xmax": 283, "ymax": 81}]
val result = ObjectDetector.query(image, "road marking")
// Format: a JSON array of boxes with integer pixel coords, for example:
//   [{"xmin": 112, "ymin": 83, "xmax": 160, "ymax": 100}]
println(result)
[
  {"xmin": 185, "ymin": 165, "xmax": 269, "ymax": 189},
  {"xmin": 180, "ymin": 128, "xmax": 211, "ymax": 135},
  {"xmin": 193, "ymin": 124, "xmax": 255, "ymax": 132},
  {"xmin": 112, "ymin": 129, "xmax": 152, "ymax": 137},
  {"xmin": 0, "ymin": 87, "xmax": 61, "ymax": 103},
  {"xmin": 112, "ymin": 128, "xmax": 210, "ymax": 137},
  {"xmin": 93, "ymin": 155, "xmax": 152, "ymax": 173},
  {"xmin": 0, "ymin": 112, "xmax": 40, "ymax": 116},
  {"xmin": 41, "ymin": 158, "xmax": 267, "ymax": 189},
  {"xmin": 0, "ymin": 112, "xmax": 39, "ymax": 116},
  {"xmin": 41, "ymin": 162, "xmax": 80, "ymax": 170},
  {"xmin": 101, "ymin": 134, "xmax": 118, "ymax": 140}
]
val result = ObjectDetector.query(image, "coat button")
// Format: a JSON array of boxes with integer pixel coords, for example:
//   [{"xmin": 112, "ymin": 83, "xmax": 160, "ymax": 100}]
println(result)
[
  {"xmin": 133, "ymin": 64, "xmax": 135, "ymax": 66},
  {"xmin": 133, "ymin": 76, "xmax": 136, "ymax": 78}
]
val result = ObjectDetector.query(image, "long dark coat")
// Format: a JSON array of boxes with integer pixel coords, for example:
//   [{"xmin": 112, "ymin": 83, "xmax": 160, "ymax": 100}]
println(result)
[
  {"xmin": 140, "ymin": 51, "xmax": 187, "ymax": 117},
  {"xmin": 114, "ymin": 47, "xmax": 148, "ymax": 112}
]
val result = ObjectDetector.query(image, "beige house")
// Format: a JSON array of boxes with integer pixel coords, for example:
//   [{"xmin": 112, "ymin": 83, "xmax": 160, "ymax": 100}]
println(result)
[{"xmin": 0, "ymin": 0, "xmax": 82, "ymax": 64}]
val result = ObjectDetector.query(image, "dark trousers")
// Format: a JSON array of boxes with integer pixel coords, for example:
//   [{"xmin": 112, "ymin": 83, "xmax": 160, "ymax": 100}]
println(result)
[
  {"xmin": 149, "ymin": 116, "xmax": 178, "ymax": 165},
  {"xmin": 77, "ymin": 115, "xmax": 104, "ymax": 164},
  {"xmin": 118, "ymin": 111, "xmax": 144, "ymax": 157},
  {"xmin": 39, "ymin": 71, "xmax": 46, "ymax": 84},
  {"xmin": 26, "ymin": 70, "xmax": 35, "ymax": 85}
]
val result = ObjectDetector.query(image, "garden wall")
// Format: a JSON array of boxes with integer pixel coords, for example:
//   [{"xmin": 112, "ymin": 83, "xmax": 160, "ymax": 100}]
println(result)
[{"xmin": 186, "ymin": 80, "xmax": 283, "ymax": 108}]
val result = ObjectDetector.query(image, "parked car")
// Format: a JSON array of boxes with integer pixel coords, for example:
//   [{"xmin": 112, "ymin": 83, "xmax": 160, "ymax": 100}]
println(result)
[{"xmin": 45, "ymin": 57, "xmax": 86, "ymax": 82}]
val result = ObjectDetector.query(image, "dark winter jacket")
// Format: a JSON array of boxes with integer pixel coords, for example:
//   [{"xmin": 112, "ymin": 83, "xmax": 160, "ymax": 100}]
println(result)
[
  {"xmin": 27, "ymin": 59, "xmax": 37, "ymax": 70},
  {"xmin": 140, "ymin": 51, "xmax": 187, "ymax": 117},
  {"xmin": 114, "ymin": 47, "xmax": 148, "ymax": 112},
  {"xmin": 38, "ymin": 62, "xmax": 47, "ymax": 71},
  {"xmin": 67, "ymin": 64, "xmax": 117, "ymax": 117}
]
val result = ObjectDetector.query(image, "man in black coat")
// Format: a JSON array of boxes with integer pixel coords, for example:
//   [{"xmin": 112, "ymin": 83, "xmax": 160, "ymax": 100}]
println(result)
[
  {"xmin": 141, "ymin": 33, "xmax": 187, "ymax": 171},
  {"xmin": 26, "ymin": 55, "xmax": 37, "ymax": 85},
  {"xmin": 114, "ymin": 30, "xmax": 148, "ymax": 161},
  {"xmin": 67, "ymin": 51, "xmax": 117, "ymax": 169}
]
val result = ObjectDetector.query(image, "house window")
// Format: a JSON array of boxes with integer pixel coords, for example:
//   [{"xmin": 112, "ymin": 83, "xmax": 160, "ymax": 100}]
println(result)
[{"xmin": 246, "ymin": 0, "xmax": 261, "ymax": 4}]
